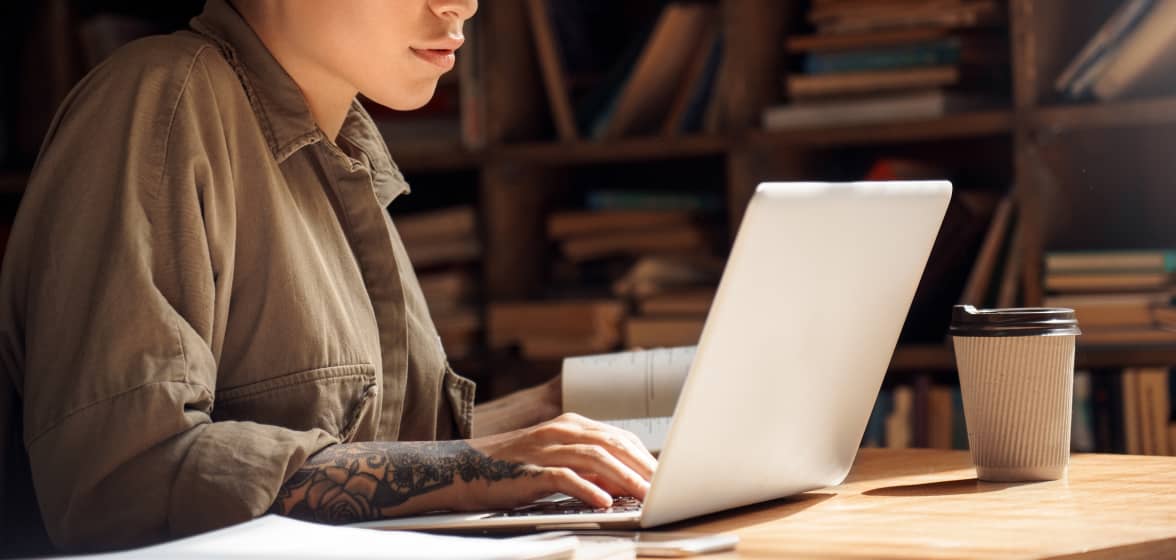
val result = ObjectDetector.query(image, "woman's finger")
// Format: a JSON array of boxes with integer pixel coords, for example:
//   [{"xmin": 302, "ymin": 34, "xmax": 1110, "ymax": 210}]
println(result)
[
  {"xmin": 582, "ymin": 472, "xmax": 629, "ymax": 498},
  {"xmin": 539, "ymin": 443, "xmax": 649, "ymax": 500},
  {"xmin": 540, "ymin": 466, "xmax": 613, "ymax": 508}
]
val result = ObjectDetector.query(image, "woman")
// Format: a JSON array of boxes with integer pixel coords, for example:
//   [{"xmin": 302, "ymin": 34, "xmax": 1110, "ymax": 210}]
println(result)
[{"xmin": 0, "ymin": 0, "xmax": 654, "ymax": 553}]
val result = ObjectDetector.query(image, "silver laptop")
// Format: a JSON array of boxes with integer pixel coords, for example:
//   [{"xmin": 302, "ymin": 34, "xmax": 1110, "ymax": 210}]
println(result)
[{"xmin": 353, "ymin": 180, "xmax": 952, "ymax": 532}]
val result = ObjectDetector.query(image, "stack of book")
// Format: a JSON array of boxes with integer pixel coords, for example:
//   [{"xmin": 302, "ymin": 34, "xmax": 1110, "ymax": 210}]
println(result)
[
  {"xmin": 614, "ymin": 258, "xmax": 721, "ymax": 349},
  {"xmin": 1055, "ymin": 0, "xmax": 1176, "ymax": 101},
  {"xmin": 488, "ymin": 189, "xmax": 725, "ymax": 361},
  {"xmin": 486, "ymin": 300, "xmax": 626, "ymax": 360},
  {"xmin": 549, "ymin": 200, "xmax": 723, "ymax": 351},
  {"xmin": 763, "ymin": 0, "xmax": 1006, "ymax": 130},
  {"xmin": 547, "ymin": 209, "xmax": 711, "ymax": 264},
  {"xmin": 1072, "ymin": 368, "xmax": 1174, "ymax": 456},
  {"xmin": 527, "ymin": 0, "xmax": 726, "ymax": 140},
  {"xmin": 394, "ymin": 206, "xmax": 484, "ymax": 359},
  {"xmin": 1043, "ymin": 250, "xmax": 1176, "ymax": 346},
  {"xmin": 862, "ymin": 382, "xmax": 968, "ymax": 450}
]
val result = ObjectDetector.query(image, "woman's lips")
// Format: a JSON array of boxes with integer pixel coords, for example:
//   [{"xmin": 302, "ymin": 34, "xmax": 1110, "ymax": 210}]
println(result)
[{"xmin": 411, "ymin": 48, "xmax": 456, "ymax": 71}]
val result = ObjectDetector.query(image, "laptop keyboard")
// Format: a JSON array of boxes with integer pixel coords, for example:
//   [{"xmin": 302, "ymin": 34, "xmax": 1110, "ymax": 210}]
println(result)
[{"xmin": 490, "ymin": 496, "xmax": 643, "ymax": 518}]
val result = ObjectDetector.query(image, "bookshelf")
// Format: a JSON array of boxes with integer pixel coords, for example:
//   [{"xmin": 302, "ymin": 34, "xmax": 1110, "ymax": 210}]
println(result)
[
  {"xmin": 3, "ymin": 2, "xmax": 1175, "ymax": 422},
  {"xmin": 1031, "ymin": 94, "xmax": 1176, "ymax": 132},
  {"xmin": 889, "ymin": 344, "xmax": 1176, "ymax": 374},
  {"xmin": 747, "ymin": 110, "xmax": 1015, "ymax": 147},
  {"xmin": 496, "ymin": 135, "xmax": 729, "ymax": 165},
  {"xmin": 433, "ymin": 0, "xmax": 1176, "ymax": 434}
]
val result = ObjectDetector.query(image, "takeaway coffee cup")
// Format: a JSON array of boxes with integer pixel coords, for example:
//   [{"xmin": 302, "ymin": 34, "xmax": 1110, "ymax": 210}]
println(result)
[{"xmin": 949, "ymin": 305, "xmax": 1081, "ymax": 482}]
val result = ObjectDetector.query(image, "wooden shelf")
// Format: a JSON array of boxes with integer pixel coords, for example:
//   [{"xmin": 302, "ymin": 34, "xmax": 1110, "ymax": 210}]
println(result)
[
  {"xmin": 888, "ymin": 343, "xmax": 1176, "ymax": 374},
  {"xmin": 749, "ymin": 110, "xmax": 1015, "ymax": 149},
  {"xmin": 391, "ymin": 135, "xmax": 730, "ymax": 171},
  {"xmin": 495, "ymin": 134, "xmax": 730, "ymax": 166},
  {"xmin": 388, "ymin": 143, "xmax": 481, "ymax": 173},
  {"xmin": 0, "ymin": 171, "xmax": 28, "ymax": 194},
  {"xmin": 889, "ymin": 344, "xmax": 955, "ymax": 372},
  {"xmin": 1032, "ymin": 96, "xmax": 1176, "ymax": 134},
  {"xmin": 1076, "ymin": 345, "xmax": 1176, "ymax": 369},
  {"xmin": 390, "ymin": 112, "xmax": 1017, "ymax": 172}
]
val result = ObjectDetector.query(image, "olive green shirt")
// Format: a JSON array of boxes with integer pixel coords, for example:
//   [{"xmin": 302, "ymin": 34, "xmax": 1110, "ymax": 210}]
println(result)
[{"xmin": 0, "ymin": 0, "xmax": 474, "ymax": 552}]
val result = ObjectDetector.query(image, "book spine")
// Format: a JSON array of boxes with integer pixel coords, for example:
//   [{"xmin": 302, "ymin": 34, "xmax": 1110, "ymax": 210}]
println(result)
[
  {"xmin": 1072, "ymin": 370, "xmax": 1097, "ymax": 453},
  {"xmin": 802, "ymin": 41, "xmax": 961, "ymax": 74},
  {"xmin": 951, "ymin": 387, "xmax": 968, "ymax": 450},
  {"xmin": 1090, "ymin": 369, "xmax": 1125, "ymax": 453},
  {"xmin": 912, "ymin": 375, "xmax": 931, "ymax": 448},
  {"xmin": 862, "ymin": 389, "xmax": 893, "ymax": 448},
  {"xmin": 1054, "ymin": 0, "xmax": 1156, "ymax": 93},
  {"xmin": 585, "ymin": 191, "xmax": 723, "ymax": 213}
]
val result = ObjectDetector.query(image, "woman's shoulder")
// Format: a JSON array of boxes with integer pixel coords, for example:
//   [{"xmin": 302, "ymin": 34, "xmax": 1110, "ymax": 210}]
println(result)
[
  {"xmin": 85, "ymin": 31, "xmax": 235, "ymax": 95},
  {"xmin": 32, "ymin": 31, "xmax": 246, "ymax": 200},
  {"xmin": 44, "ymin": 30, "xmax": 243, "ymax": 158}
]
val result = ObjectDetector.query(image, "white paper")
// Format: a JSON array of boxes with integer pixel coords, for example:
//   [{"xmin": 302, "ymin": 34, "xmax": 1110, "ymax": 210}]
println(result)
[
  {"xmin": 77, "ymin": 515, "xmax": 578, "ymax": 560},
  {"xmin": 603, "ymin": 416, "xmax": 674, "ymax": 453},
  {"xmin": 561, "ymin": 346, "xmax": 696, "ymax": 420}
]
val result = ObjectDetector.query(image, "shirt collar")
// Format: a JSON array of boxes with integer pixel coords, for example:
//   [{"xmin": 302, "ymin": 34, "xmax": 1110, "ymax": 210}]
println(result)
[{"xmin": 189, "ymin": 0, "xmax": 409, "ymax": 206}]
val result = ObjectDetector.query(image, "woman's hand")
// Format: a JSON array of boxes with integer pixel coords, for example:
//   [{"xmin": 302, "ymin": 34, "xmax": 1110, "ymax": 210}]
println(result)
[{"xmin": 461, "ymin": 413, "xmax": 657, "ymax": 510}]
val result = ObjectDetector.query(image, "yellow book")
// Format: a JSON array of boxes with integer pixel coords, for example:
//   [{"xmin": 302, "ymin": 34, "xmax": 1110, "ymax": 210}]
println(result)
[{"xmin": 1123, "ymin": 369, "xmax": 1142, "ymax": 455}]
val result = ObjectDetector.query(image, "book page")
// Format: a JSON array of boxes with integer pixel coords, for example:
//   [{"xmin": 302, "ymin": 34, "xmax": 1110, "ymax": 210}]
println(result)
[
  {"xmin": 77, "ymin": 515, "xmax": 579, "ymax": 560},
  {"xmin": 562, "ymin": 346, "xmax": 696, "ymax": 420}
]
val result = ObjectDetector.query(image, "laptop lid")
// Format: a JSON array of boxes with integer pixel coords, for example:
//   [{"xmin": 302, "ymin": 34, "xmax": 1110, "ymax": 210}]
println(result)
[{"xmin": 639, "ymin": 180, "xmax": 951, "ymax": 527}]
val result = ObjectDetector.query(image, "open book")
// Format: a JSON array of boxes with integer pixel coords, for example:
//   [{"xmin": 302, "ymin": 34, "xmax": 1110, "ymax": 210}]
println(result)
[
  {"xmin": 73, "ymin": 515, "xmax": 629, "ymax": 560},
  {"xmin": 561, "ymin": 346, "xmax": 696, "ymax": 453}
]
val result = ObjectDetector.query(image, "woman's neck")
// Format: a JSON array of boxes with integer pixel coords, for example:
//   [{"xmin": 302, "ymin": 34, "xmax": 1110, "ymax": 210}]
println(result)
[{"xmin": 232, "ymin": 0, "xmax": 357, "ymax": 141}]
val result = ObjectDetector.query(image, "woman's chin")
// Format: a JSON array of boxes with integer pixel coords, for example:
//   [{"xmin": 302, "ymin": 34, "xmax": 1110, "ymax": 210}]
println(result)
[{"xmin": 364, "ymin": 84, "xmax": 438, "ymax": 112}]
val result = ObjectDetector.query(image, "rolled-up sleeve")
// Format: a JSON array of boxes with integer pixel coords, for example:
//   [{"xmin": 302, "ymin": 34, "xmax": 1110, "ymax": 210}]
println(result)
[{"xmin": 2, "ymin": 39, "xmax": 336, "ymax": 550}]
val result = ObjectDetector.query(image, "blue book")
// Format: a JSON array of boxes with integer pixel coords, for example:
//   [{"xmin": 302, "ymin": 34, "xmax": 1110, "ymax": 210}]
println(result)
[
  {"xmin": 1168, "ymin": 368, "xmax": 1175, "ymax": 423},
  {"xmin": 1091, "ymin": 370, "xmax": 1125, "ymax": 453},
  {"xmin": 802, "ymin": 39, "xmax": 961, "ymax": 74},
  {"xmin": 951, "ymin": 387, "xmax": 969, "ymax": 450},
  {"xmin": 585, "ymin": 190, "xmax": 723, "ymax": 213},
  {"xmin": 674, "ymin": 33, "xmax": 723, "ymax": 134},
  {"xmin": 1044, "ymin": 249, "xmax": 1176, "ymax": 274},
  {"xmin": 862, "ymin": 390, "xmax": 893, "ymax": 448},
  {"xmin": 576, "ymin": 21, "xmax": 651, "ymax": 138},
  {"xmin": 1072, "ymin": 371, "xmax": 1097, "ymax": 453}
]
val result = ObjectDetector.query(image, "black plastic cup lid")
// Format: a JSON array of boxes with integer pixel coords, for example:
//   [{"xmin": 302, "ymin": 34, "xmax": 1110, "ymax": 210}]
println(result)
[{"xmin": 949, "ymin": 305, "xmax": 1081, "ymax": 337}]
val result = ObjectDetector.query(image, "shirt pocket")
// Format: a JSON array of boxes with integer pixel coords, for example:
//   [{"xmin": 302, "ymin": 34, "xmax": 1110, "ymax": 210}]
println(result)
[{"xmin": 212, "ymin": 363, "xmax": 378, "ymax": 442}]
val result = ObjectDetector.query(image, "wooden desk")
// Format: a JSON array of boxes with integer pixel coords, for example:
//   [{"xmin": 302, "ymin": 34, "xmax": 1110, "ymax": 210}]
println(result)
[{"xmin": 670, "ymin": 449, "xmax": 1176, "ymax": 559}]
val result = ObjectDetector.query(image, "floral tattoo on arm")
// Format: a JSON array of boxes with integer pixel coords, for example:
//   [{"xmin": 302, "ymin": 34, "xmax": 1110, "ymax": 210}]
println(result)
[{"xmin": 270, "ymin": 441, "xmax": 536, "ymax": 524}]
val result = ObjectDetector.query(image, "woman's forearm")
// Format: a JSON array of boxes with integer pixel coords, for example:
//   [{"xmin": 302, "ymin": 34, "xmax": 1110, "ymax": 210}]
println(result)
[
  {"xmin": 273, "ymin": 413, "xmax": 658, "ymax": 522},
  {"xmin": 269, "ymin": 440, "xmax": 535, "ymax": 524}
]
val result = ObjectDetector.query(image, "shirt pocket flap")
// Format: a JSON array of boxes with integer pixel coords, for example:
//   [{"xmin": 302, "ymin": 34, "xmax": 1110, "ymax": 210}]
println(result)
[
  {"xmin": 213, "ymin": 364, "xmax": 378, "ymax": 441},
  {"xmin": 443, "ymin": 365, "xmax": 475, "ymax": 439}
]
